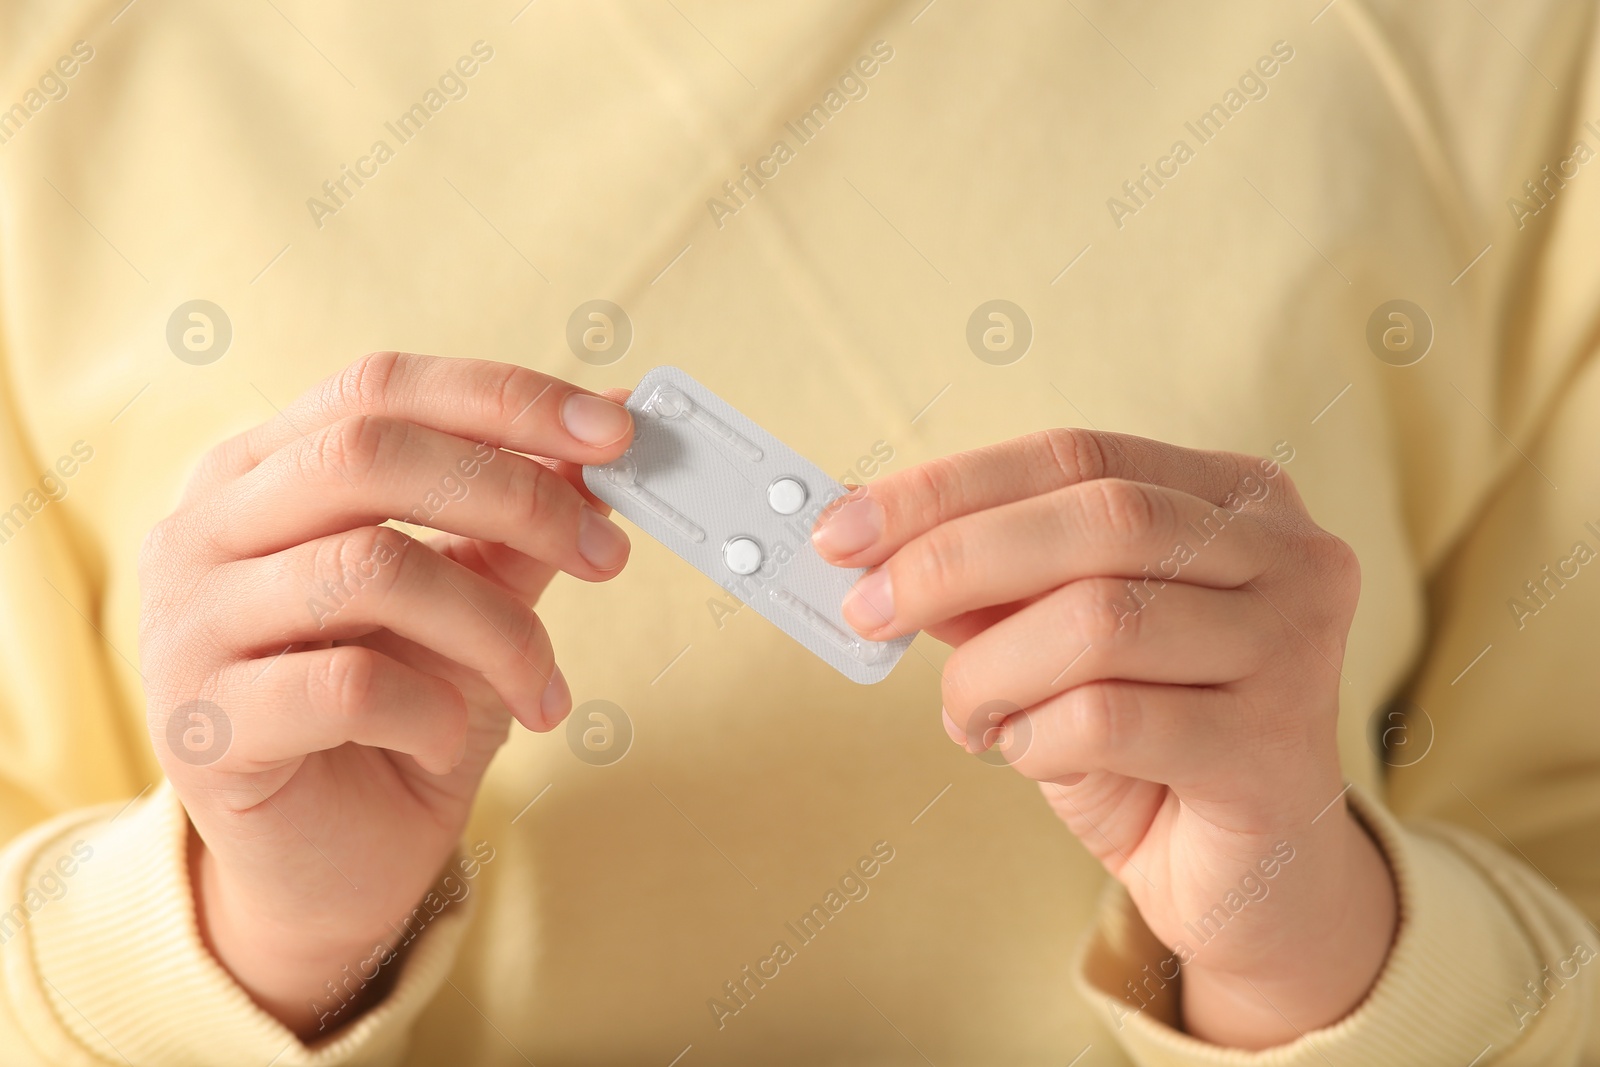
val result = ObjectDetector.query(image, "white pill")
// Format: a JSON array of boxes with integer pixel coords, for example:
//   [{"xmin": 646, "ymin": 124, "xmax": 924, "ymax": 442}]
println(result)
[
  {"xmin": 722, "ymin": 536, "xmax": 763, "ymax": 575},
  {"xmin": 767, "ymin": 476, "xmax": 808, "ymax": 516}
]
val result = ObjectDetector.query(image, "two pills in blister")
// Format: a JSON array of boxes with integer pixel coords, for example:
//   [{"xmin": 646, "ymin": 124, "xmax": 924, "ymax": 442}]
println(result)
[
  {"xmin": 722, "ymin": 477, "xmax": 808, "ymax": 575},
  {"xmin": 583, "ymin": 367, "xmax": 914, "ymax": 684}
]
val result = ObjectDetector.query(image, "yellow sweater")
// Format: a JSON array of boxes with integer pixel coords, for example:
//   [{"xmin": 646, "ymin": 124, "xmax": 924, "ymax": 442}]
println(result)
[{"xmin": 0, "ymin": 0, "xmax": 1597, "ymax": 1062}]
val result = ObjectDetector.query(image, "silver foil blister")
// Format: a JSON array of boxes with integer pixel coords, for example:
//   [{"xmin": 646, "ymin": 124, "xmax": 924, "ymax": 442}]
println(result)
[{"xmin": 583, "ymin": 366, "xmax": 914, "ymax": 684}]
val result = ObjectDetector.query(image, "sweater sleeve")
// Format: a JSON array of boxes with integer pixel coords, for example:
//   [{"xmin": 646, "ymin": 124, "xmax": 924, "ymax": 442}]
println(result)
[{"xmin": 0, "ymin": 784, "xmax": 475, "ymax": 1067}]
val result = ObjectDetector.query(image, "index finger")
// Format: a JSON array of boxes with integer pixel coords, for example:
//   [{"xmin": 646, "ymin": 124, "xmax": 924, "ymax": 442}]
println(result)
[
  {"xmin": 203, "ymin": 352, "xmax": 633, "ymax": 490},
  {"xmin": 811, "ymin": 427, "xmax": 1287, "ymax": 568}
]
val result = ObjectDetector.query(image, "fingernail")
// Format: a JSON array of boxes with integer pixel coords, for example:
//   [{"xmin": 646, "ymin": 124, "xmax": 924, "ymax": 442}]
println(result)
[
  {"xmin": 561, "ymin": 393, "xmax": 632, "ymax": 447},
  {"xmin": 540, "ymin": 665, "xmax": 571, "ymax": 728},
  {"xmin": 577, "ymin": 506, "xmax": 629, "ymax": 570},
  {"xmin": 450, "ymin": 729, "xmax": 468, "ymax": 768},
  {"xmin": 940, "ymin": 707, "xmax": 966, "ymax": 747},
  {"xmin": 842, "ymin": 568, "xmax": 894, "ymax": 634},
  {"xmin": 813, "ymin": 492, "xmax": 883, "ymax": 559}
]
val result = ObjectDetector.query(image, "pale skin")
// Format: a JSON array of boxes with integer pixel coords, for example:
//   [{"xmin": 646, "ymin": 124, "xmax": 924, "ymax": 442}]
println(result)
[
  {"xmin": 141, "ymin": 353, "xmax": 1395, "ymax": 1047},
  {"xmin": 811, "ymin": 428, "xmax": 1398, "ymax": 1047},
  {"xmin": 140, "ymin": 352, "xmax": 636, "ymax": 1037}
]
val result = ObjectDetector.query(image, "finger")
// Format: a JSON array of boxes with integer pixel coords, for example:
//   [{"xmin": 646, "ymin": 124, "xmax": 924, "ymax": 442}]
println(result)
[
  {"xmin": 428, "ymin": 536, "xmax": 559, "ymax": 606},
  {"xmin": 812, "ymin": 428, "xmax": 1289, "ymax": 568},
  {"xmin": 352, "ymin": 626, "xmax": 573, "ymax": 731},
  {"xmin": 549, "ymin": 454, "xmax": 610, "ymax": 513},
  {"xmin": 552, "ymin": 387, "xmax": 635, "ymax": 511},
  {"xmin": 195, "ymin": 417, "xmax": 630, "ymax": 578},
  {"xmin": 841, "ymin": 479, "xmax": 1273, "ymax": 639},
  {"xmin": 191, "ymin": 353, "xmax": 634, "ymax": 494},
  {"xmin": 941, "ymin": 579, "xmax": 1272, "ymax": 742},
  {"xmin": 179, "ymin": 647, "xmax": 471, "ymax": 776},
  {"xmin": 206, "ymin": 527, "xmax": 566, "ymax": 729},
  {"xmin": 421, "ymin": 446, "xmax": 582, "ymax": 603},
  {"xmin": 982, "ymin": 681, "xmax": 1236, "ymax": 788},
  {"xmin": 924, "ymin": 601, "xmax": 1028, "ymax": 647}
]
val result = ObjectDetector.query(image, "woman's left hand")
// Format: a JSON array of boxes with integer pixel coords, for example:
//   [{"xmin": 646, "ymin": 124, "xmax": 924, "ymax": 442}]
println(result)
[{"xmin": 812, "ymin": 428, "xmax": 1396, "ymax": 1049}]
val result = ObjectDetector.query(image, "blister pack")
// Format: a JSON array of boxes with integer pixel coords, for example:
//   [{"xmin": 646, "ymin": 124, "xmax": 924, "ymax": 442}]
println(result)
[{"xmin": 583, "ymin": 366, "xmax": 915, "ymax": 684}]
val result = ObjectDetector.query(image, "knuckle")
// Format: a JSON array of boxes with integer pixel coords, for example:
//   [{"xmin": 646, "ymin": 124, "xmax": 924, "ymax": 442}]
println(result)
[
  {"xmin": 505, "ymin": 456, "xmax": 554, "ymax": 521},
  {"xmin": 324, "ymin": 527, "xmax": 411, "ymax": 597},
  {"xmin": 191, "ymin": 433, "xmax": 252, "ymax": 489},
  {"xmin": 1217, "ymin": 449, "xmax": 1262, "ymax": 476},
  {"xmin": 313, "ymin": 645, "xmax": 380, "ymax": 718},
  {"xmin": 1079, "ymin": 478, "xmax": 1160, "ymax": 540},
  {"xmin": 307, "ymin": 414, "xmax": 395, "ymax": 483},
  {"xmin": 1304, "ymin": 530, "xmax": 1361, "ymax": 614},
  {"xmin": 336, "ymin": 351, "xmax": 404, "ymax": 413},
  {"xmin": 1064, "ymin": 682, "xmax": 1129, "ymax": 758},
  {"xmin": 367, "ymin": 523, "xmax": 416, "ymax": 566},
  {"xmin": 488, "ymin": 363, "xmax": 535, "ymax": 425},
  {"xmin": 1272, "ymin": 463, "xmax": 1303, "ymax": 498},
  {"xmin": 1039, "ymin": 427, "xmax": 1108, "ymax": 484},
  {"xmin": 308, "ymin": 529, "xmax": 349, "ymax": 584},
  {"xmin": 904, "ymin": 456, "xmax": 964, "ymax": 528},
  {"xmin": 1257, "ymin": 460, "xmax": 1306, "ymax": 513},
  {"xmin": 1070, "ymin": 578, "xmax": 1140, "ymax": 646},
  {"xmin": 907, "ymin": 524, "xmax": 968, "ymax": 600},
  {"xmin": 138, "ymin": 514, "xmax": 226, "ymax": 653},
  {"xmin": 499, "ymin": 606, "xmax": 548, "ymax": 674},
  {"xmin": 138, "ymin": 511, "xmax": 225, "ymax": 598},
  {"xmin": 138, "ymin": 515, "xmax": 183, "ymax": 576},
  {"xmin": 1215, "ymin": 451, "xmax": 1264, "ymax": 500}
]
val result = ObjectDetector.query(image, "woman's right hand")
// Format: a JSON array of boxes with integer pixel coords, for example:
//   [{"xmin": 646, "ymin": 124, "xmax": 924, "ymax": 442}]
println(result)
[{"xmin": 138, "ymin": 352, "xmax": 634, "ymax": 1037}]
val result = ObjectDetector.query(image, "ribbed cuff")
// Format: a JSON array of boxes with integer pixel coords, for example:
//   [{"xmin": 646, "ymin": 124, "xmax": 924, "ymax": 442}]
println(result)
[
  {"xmin": 1074, "ymin": 783, "xmax": 1590, "ymax": 1065},
  {"xmin": 7, "ymin": 782, "xmax": 473, "ymax": 1067}
]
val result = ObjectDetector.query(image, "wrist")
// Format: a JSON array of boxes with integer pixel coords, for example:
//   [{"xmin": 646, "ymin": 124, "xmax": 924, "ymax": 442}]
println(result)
[
  {"xmin": 1179, "ymin": 805, "xmax": 1397, "ymax": 1048},
  {"xmin": 190, "ymin": 827, "xmax": 400, "ymax": 1038}
]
